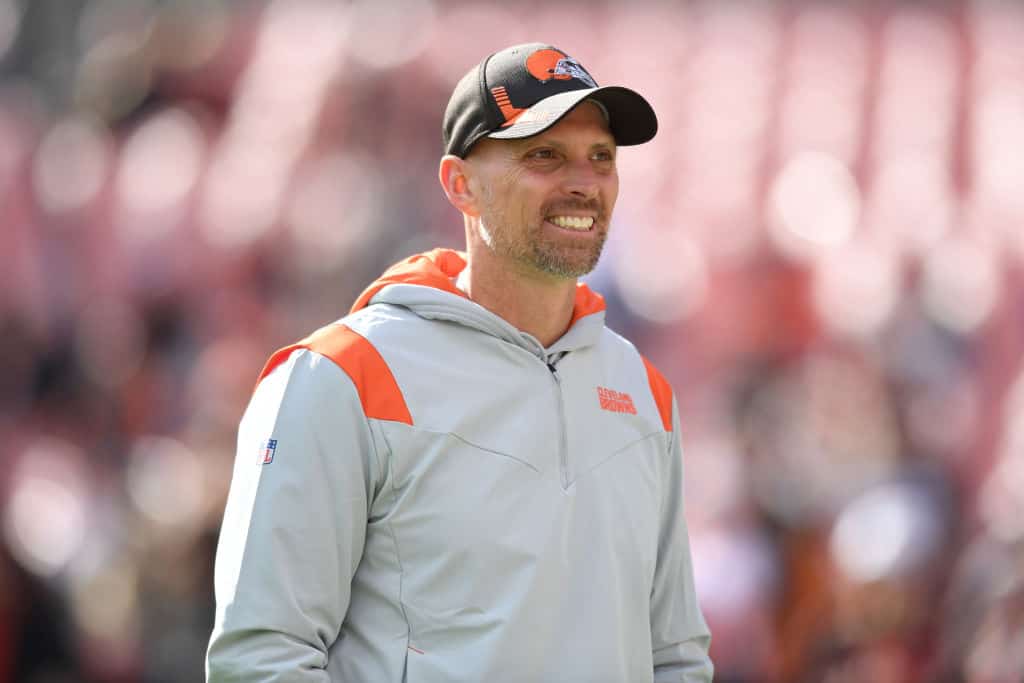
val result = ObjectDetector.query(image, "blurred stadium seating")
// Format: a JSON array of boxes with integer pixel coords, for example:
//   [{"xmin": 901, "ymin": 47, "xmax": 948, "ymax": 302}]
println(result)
[{"xmin": 0, "ymin": 0, "xmax": 1022, "ymax": 681}]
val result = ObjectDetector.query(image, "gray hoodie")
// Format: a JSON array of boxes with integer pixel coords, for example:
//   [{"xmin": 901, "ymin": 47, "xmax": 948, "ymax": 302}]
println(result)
[{"xmin": 207, "ymin": 249, "xmax": 712, "ymax": 682}]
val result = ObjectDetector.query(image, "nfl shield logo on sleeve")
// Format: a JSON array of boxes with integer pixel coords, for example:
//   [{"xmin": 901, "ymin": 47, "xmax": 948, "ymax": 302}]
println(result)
[{"xmin": 259, "ymin": 439, "xmax": 278, "ymax": 464}]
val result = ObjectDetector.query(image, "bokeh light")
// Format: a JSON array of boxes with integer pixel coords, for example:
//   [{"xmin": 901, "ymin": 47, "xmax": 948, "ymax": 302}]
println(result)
[
  {"xmin": 32, "ymin": 116, "xmax": 111, "ymax": 215},
  {"xmin": 768, "ymin": 152, "xmax": 861, "ymax": 262},
  {"xmin": 812, "ymin": 241, "xmax": 901, "ymax": 340},
  {"xmin": 116, "ymin": 106, "xmax": 205, "ymax": 220},
  {"xmin": 830, "ymin": 481, "xmax": 943, "ymax": 583},
  {"xmin": 126, "ymin": 437, "xmax": 205, "ymax": 531},
  {"xmin": 3, "ymin": 440, "xmax": 91, "ymax": 578}
]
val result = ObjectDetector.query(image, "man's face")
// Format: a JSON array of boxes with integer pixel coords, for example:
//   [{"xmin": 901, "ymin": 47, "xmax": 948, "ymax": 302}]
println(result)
[{"xmin": 464, "ymin": 102, "xmax": 619, "ymax": 280}]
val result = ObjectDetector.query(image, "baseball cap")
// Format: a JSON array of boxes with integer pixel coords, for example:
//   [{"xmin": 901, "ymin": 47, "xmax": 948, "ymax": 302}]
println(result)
[{"xmin": 442, "ymin": 43, "xmax": 658, "ymax": 158}]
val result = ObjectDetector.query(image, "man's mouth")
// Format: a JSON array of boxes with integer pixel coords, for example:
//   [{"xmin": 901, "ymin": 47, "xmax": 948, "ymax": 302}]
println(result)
[{"xmin": 547, "ymin": 215, "xmax": 595, "ymax": 231}]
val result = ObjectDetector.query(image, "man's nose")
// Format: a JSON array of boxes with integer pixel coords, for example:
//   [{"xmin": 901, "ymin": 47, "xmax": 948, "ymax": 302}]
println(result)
[{"xmin": 563, "ymin": 160, "xmax": 601, "ymax": 200}]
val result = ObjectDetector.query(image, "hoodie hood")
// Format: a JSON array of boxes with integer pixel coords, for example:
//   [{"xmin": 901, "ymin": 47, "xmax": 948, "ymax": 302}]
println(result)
[
  {"xmin": 350, "ymin": 249, "xmax": 607, "ymax": 355},
  {"xmin": 350, "ymin": 249, "xmax": 469, "ymax": 313}
]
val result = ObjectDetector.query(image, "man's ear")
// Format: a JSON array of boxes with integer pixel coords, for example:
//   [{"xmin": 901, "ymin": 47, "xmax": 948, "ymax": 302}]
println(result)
[{"xmin": 438, "ymin": 155, "xmax": 480, "ymax": 217}]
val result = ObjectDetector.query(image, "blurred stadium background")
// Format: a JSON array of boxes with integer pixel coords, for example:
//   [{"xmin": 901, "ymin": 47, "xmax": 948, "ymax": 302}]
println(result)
[{"xmin": 1, "ymin": 0, "xmax": 1022, "ymax": 681}]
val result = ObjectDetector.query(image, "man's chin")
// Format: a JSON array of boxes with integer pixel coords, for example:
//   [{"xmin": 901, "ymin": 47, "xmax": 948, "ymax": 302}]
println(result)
[{"xmin": 530, "ymin": 248, "xmax": 603, "ymax": 280}]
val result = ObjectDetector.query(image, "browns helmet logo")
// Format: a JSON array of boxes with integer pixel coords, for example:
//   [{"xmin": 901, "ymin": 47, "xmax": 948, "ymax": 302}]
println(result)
[{"xmin": 525, "ymin": 48, "xmax": 597, "ymax": 87}]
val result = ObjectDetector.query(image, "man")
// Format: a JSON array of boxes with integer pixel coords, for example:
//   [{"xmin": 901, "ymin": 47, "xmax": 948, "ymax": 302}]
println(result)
[{"xmin": 207, "ymin": 43, "xmax": 712, "ymax": 682}]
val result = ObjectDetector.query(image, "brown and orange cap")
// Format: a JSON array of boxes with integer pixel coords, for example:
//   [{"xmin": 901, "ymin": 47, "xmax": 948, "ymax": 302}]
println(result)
[{"xmin": 442, "ymin": 43, "xmax": 658, "ymax": 158}]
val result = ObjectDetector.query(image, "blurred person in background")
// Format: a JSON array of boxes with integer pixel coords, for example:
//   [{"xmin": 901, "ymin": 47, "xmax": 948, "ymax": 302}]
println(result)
[{"xmin": 206, "ymin": 43, "xmax": 712, "ymax": 682}]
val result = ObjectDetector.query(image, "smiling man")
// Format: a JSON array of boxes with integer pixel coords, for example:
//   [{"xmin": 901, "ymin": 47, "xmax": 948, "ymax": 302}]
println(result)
[{"xmin": 207, "ymin": 43, "xmax": 713, "ymax": 682}]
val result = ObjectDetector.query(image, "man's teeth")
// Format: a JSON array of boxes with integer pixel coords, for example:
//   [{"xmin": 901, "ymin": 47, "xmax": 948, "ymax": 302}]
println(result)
[{"xmin": 548, "ymin": 216, "xmax": 594, "ymax": 230}]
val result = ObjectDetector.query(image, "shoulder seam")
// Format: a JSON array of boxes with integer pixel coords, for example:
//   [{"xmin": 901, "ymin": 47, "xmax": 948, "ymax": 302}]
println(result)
[{"xmin": 255, "ymin": 323, "xmax": 413, "ymax": 425}]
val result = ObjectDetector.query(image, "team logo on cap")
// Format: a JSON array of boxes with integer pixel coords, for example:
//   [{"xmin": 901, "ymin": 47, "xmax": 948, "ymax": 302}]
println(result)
[
  {"xmin": 525, "ymin": 48, "xmax": 597, "ymax": 87},
  {"xmin": 490, "ymin": 48, "xmax": 599, "ymax": 126}
]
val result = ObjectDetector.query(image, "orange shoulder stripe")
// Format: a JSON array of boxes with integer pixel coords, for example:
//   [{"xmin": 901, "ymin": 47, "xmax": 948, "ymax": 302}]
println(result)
[
  {"xmin": 570, "ymin": 283, "xmax": 606, "ymax": 325},
  {"xmin": 255, "ymin": 324, "xmax": 413, "ymax": 425},
  {"xmin": 642, "ymin": 356, "xmax": 674, "ymax": 432}
]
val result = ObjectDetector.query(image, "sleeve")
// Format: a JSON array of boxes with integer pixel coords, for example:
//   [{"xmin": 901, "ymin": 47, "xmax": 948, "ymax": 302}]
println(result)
[
  {"xmin": 206, "ymin": 349, "xmax": 380, "ymax": 682},
  {"xmin": 650, "ymin": 398, "xmax": 714, "ymax": 683}
]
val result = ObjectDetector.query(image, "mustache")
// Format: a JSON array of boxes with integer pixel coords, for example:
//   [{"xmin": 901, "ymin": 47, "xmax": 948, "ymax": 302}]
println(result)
[{"xmin": 543, "ymin": 199, "xmax": 605, "ymax": 217}]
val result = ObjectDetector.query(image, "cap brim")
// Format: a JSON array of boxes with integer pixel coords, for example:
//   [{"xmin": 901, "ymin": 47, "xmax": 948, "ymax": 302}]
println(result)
[{"xmin": 486, "ymin": 86, "xmax": 657, "ymax": 147}]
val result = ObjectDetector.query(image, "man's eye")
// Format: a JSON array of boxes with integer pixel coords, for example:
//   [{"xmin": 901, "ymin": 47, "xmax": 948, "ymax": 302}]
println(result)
[
  {"xmin": 528, "ymin": 149, "xmax": 555, "ymax": 159},
  {"xmin": 592, "ymin": 150, "xmax": 614, "ymax": 162}
]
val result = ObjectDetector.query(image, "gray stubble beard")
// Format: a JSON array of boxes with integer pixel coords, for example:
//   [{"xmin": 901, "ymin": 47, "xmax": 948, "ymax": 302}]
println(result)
[{"xmin": 478, "ymin": 209, "xmax": 607, "ymax": 280}]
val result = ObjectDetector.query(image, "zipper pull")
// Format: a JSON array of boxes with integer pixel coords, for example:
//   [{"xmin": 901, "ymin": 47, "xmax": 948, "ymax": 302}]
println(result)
[{"xmin": 546, "ymin": 350, "xmax": 567, "ymax": 374}]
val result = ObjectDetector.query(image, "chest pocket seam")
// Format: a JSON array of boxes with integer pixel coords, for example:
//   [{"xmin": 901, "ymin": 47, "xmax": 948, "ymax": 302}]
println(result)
[
  {"xmin": 578, "ymin": 429, "xmax": 666, "ymax": 480},
  {"xmin": 415, "ymin": 425, "xmax": 541, "ymax": 473}
]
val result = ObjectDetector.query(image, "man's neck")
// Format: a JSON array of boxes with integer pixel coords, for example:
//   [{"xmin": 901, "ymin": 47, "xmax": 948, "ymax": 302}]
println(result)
[{"xmin": 458, "ymin": 253, "xmax": 577, "ymax": 349}]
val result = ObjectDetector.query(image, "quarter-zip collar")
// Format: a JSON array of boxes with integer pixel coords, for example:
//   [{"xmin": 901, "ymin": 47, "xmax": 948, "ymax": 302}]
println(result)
[{"xmin": 350, "ymin": 249, "xmax": 607, "ymax": 356}]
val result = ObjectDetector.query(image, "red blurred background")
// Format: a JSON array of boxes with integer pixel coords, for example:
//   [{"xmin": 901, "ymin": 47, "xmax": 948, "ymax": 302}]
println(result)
[{"xmin": 1, "ymin": 1, "xmax": 1022, "ymax": 681}]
